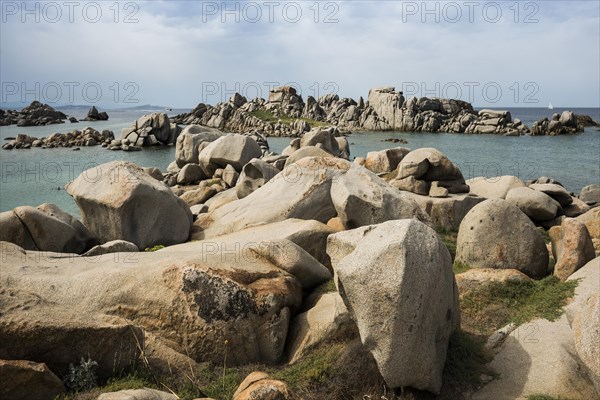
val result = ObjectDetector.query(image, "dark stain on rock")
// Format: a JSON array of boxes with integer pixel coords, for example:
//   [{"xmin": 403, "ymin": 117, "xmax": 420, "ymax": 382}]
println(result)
[{"xmin": 182, "ymin": 269, "xmax": 266, "ymax": 323}]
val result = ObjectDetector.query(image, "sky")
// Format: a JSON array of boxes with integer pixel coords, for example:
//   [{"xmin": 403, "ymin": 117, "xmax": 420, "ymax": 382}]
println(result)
[{"xmin": 1, "ymin": 0, "xmax": 599, "ymax": 109}]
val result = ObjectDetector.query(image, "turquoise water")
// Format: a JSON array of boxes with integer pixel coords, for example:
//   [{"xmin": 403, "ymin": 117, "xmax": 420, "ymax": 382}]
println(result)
[{"xmin": 1, "ymin": 107, "xmax": 598, "ymax": 216}]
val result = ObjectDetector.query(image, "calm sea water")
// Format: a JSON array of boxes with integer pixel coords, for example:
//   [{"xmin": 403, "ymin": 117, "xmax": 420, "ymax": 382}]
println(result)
[{"xmin": 1, "ymin": 107, "xmax": 598, "ymax": 216}]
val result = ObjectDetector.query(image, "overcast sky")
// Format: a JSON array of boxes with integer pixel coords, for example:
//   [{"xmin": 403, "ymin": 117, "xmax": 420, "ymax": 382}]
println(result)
[{"xmin": 1, "ymin": 0, "xmax": 599, "ymax": 108}]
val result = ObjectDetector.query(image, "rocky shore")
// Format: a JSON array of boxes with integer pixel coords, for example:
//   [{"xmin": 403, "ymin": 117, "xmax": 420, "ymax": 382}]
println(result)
[{"xmin": 1, "ymin": 123, "xmax": 599, "ymax": 399}]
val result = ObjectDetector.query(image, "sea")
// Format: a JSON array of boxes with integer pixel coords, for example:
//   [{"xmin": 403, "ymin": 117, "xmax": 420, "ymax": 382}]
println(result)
[{"xmin": 0, "ymin": 107, "xmax": 598, "ymax": 216}]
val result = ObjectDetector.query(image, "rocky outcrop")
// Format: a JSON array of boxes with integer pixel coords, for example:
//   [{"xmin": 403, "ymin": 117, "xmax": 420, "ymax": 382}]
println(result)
[
  {"xmin": 456, "ymin": 199, "xmax": 549, "ymax": 278},
  {"xmin": 466, "ymin": 175, "xmax": 526, "ymax": 199},
  {"xmin": 363, "ymin": 147, "xmax": 410, "ymax": 174},
  {"xmin": 531, "ymin": 111, "xmax": 585, "ymax": 135},
  {"xmin": 0, "ymin": 203, "xmax": 97, "ymax": 254},
  {"xmin": 198, "ymin": 133, "xmax": 262, "ymax": 175},
  {"xmin": 66, "ymin": 161, "xmax": 193, "ymax": 249},
  {"xmin": 0, "ymin": 101, "xmax": 67, "ymax": 126},
  {"xmin": 579, "ymin": 184, "xmax": 600, "ymax": 206},
  {"xmin": 120, "ymin": 112, "xmax": 177, "ymax": 146},
  {"xmin": 388, "ymin": 148, "xmax": 469, "ymax": 197},
  {"xmin": 2, "ymin": 127, "xmax": 115, "ymax": 150},
  {"xmin": 329, "ymin": 219, "xmax": 459, "ymax": 394},
  {"xmin": 82, "ymin": 106, "xmax": 109, "ymax": 121},
  {"xmin": 83, "ymin": 240, "xmax": 139, "ymax": 257}
]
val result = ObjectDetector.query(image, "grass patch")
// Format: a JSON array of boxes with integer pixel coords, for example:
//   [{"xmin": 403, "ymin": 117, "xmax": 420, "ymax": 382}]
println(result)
[
  {"xmin": 527, "ymin": 396, "xmax": 574, "ymax": 400},
  {"xmin": 248, "ymin": 110, "xmax": 326, "ymax": 127},
  {"xmin": 443, "ymin": 331, "xmax": 493, "ymax": 391},
  {"xmin": 313, "ymin": 278, "xmax": 337, "ymax": 294},
  {"xmin": 144, "ymin": 244, "xmax": 165, "ymax": 252},
  {"xmin": 461, "ymin": 275, "xmax": 577, "ymax": 335},
  {"xmin": 453, "ymin": 261, "xmax": 471, "ymax": 275},
  {"xmin": 436, "ymin": 227, "xmax": 458, "ymax": 261}
]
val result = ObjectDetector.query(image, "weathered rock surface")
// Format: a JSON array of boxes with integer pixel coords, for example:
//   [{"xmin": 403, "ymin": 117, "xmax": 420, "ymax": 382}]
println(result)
[
  {"xmin": 550, "ymin": 218, "xmax": 595, "ymax": 281},
  {"xmin": 576, "ymin": 208, "xmax": 600, "ymax": 240},
  {"xmin": 330, "ymin": 163, "xmax": 429, "ymax": 229},
  {"xmin": 455, "ymin": 268, "xmax": 530, "ymax": 298},
  {"xmin": 466, "ymin": 175, "xmax": 526, "ymax": 199},
  {"xmin": 0, "ymin": 203, "xmax": 97, "ymax": 254},
  {"xmin": 472, "ymin": 316, "xmax": 598, "ymax": 400},
  {"xmin": 177, "ymin": 163, "xmax": 206, "ymax": 185},
  {"xmin": 363, "ymin": 147, "xmax": 409, "ymax": 173},
  {"xmin": 236, "ymin": 159, "xmax": 280, "ymax": 199},
  {"xmin": 403, "ymin": 192, "xmax": 484, "ymax": 230},
  {"xmin": 198, "ymin": 133, "xmax": 262, "ymax": 174},
  {"xmin": 0, "ymin": 241, "xmax": 302, "ymax": 368},
  {"xmin": 286, "ymin": 292, "xmax": 353, "ymax": 364},
  {"xmin": 247, "ymin": 239, "xmax": 331, "ymax": 289},
  {"xmin": 330, "ymin": 219, "xmax": 459, "ymax": 394},
  {"xmin": 97, "ymin": 388, "xmax": 178, "ymax": 400},
  {"xmin": 580, "ymin": 184, "xmax": 600, "ymax": 205},
  {"xmin": 506, "ymin": 186, "xmax": 561, "ymax": 221},
  {"xmin": 567, "ymin": 257, "xmax": 600, "ymax": 394},
  {"xmin": 233, "ymin": 371, "xmax": 297, "ymax": 400},
  {"xmin": 0, "ymin": 359, "xmax": 65, "ymax": 400},
  {"xmin": 175, "ymin": 124, "xmax": 223, "ymax": 167},
  {"xmin": 456, "ymin": 199, "xmax": 549, "ymax": 278},
  {"xmin": 66, "ymin": 161, "xmax": 193, "ymax": 249},
  {"xmin": 529, "ymin": 183, "xmax": 573, "ymax": 207},
  {"xmin": 120, "ymin": 112, "xmax": 175, "ymax": 146},
  {"xmin": 83, "ymin": 239, "xmax": 139, "ymax": 256}
]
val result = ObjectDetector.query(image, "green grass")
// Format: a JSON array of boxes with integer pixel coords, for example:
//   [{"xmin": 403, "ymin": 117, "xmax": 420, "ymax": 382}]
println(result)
[
  {"xmin": 527, "ymin": 395, "xmax": 575, "ymax": 400},
  {"xmin": 461, "ymin": 275, "xmax": 578, "ymax": 332},
  {"xmin": 435, "ymin": 227, "xmax": 458, "ymax": 262},
  {"xmin": 313, "ymin": 278, "xmax": 337, "ymax": 294},
  {"xmin": 144, "ymin": 244, "xmax": 165, "ymax": 252},
  {"xmin": 248, "ymin": 110, "xmax": 327, "ymax": 127},
  {"xmin": 443, "ymin": 331, "xmax": 493, "ymax": 390},
  {"xmin": 453, "ymin": 261, "xmax": 471, "ymax": 275}
]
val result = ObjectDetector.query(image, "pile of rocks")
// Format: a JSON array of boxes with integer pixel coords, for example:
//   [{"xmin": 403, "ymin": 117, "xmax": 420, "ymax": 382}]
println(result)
[
  {"xmin": 531, "ymin": 111, "xmax": 584, "ymax": 135},
  {"xmin": 0, "ymin": 101, "xmax": 67, "ymax": 126},
  {"xmin": 120, "ymin": 112, "xmax": 179, "ymax": 146},
  {"xmin": 2, "ymin": 128, "xmax": 115, "ymax": 150},
  {"xmin": 81, "ymin": 106, "xmax": 109, "ymax": 121}
]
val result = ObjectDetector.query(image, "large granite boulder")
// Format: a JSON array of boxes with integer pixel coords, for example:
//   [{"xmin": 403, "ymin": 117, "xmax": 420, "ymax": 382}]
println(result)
[
  {"xmin": 0, "ymin": 241, "xmax": 302, "ymax": 369},
  {"xmin": 579, "ymin": 184, "xmax": 600, "ymax": 205},
  {"xmin": 236, "ymin": 159, "xmax": 280, "ymax": 199},
  {"xmin": 529, "ymin": 183, "xmax": 573, "ymax": 207},
  {"xmin": 455, "ymin": 199, "xmax": 549, "ymax": 278},
  {"xmin": 0, "ymin": 203, "xmax": 97, "ymax": 254},
  {"xmin": 363, "ymin": 147, "xmax": 410, "ymax": 174},
  {"xmin": 505, "ymin": 186, "xmax": 561, "ymax": 221},
  {"xmin": 466, "ymin": 175, "xmax": 526, "ymax": 199},
  {"xmin": 175, "ymin": 124, "xmax": 223, "ymax": 167},
  {"xmin": 66, "ymin": 161, "xmax": 193, "ymax": 249},
  {"xmin": 330, "ymin": 163, "xmax": 429, "ymax": 229},
  {"xmin": 198, "ymin": 134, "xmax": 262, "ymax": 174},
  {"xmin": 120, "ymin": 112, "xmax": 174, "ymax": 146},
  {"xmin": 550, "ymin": 218, "xmax": 596, "ymax": 281},
  {"xmin": 328, "ymin": 219, "xmax": 459, "ymax": 394},
  {"xmin": 233, "ymin": 372, "xmax": 297, "ymax": 400}
]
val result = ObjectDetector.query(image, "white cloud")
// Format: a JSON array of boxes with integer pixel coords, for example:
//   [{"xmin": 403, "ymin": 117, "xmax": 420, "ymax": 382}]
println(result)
[{"xmin": 1, "ymin": 0, "xmax": 598, "ymax": 108}]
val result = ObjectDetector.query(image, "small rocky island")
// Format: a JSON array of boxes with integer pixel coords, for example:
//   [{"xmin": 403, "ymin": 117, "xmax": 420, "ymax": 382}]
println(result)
[{"xmin": 1, "ymin": 119, "xmax": 599, "ymax": 399}]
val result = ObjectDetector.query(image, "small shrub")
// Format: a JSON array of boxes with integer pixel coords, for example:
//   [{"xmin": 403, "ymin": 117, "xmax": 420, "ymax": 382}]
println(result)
[
  {"xmin": 144, "ymin": 244, "xmax": 165, "ymax": 252},
  {"xmin": 64, "ymin": 358, "xmax": 99, "ymax": 393}
]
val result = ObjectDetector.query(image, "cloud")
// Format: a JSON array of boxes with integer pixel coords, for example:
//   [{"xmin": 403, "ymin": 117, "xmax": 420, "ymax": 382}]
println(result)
[{"xmin": 1, "ymin": 0, "xmax": 598, "ymax": 108}]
